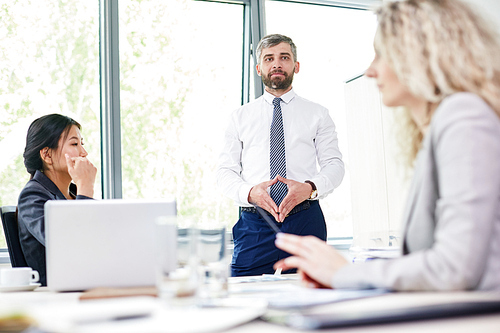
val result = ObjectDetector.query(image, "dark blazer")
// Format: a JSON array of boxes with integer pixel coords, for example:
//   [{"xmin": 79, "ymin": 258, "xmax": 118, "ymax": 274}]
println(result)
[{"xmin": 17, "ymin": 170, "xmax": 92, "ymax": 286}]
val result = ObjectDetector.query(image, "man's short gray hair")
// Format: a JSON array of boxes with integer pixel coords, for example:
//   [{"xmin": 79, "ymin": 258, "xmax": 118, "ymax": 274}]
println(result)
[{"xmin": 255, "ymin": 34, "xmax": 297, "ymax": 65}]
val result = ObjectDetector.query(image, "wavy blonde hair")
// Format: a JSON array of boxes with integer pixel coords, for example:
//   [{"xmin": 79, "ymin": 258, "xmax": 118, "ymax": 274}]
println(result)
[{"xmin": 374, "ymin": 0, "xmax": 500, "ymax": 164}]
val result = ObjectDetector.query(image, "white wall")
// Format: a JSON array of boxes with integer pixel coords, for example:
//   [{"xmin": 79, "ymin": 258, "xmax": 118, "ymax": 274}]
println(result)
[
  {"xmin": 345, "ymin": 76, "xmax": 410, "ymax": 249},
  {"xmin": 463, "ymin": 0, "xmax": 500, "ymax": 33},
  {"xmin": 383, "ymin": 0, "xmax": 500, "ymax": 33}
]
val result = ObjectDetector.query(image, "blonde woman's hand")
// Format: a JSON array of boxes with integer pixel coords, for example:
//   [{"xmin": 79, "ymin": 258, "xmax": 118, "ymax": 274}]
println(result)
[
  {"xmin": 274, "ymin": 233, "xmax": 349, "ymax": 288},
  {"xmin": 65, "ymin": 154, "xmax": 97, "ymax": 198}
]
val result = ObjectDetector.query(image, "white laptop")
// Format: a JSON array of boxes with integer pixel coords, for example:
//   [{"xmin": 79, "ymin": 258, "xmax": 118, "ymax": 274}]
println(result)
[{"xmin": 45, "ymin": 199, "xmax": 176, "ymax": 291}]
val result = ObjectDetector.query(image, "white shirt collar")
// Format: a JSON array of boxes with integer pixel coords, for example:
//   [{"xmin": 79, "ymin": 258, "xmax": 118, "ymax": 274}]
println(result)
[{"xmin": 263, "ymin": 88, "xmax": 296, "ymax": 105}]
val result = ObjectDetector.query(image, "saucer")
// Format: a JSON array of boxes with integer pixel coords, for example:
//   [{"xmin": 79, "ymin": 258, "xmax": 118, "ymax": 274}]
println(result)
[{"xmin": 0, "ymin": 283, "xmax": 41, "ymax": 292}]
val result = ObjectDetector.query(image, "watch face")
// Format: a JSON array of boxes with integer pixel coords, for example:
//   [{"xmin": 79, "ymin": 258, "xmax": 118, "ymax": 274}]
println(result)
[{"xmin": 310, "ymin": 190, "xmax": 318, "ymax": 199}]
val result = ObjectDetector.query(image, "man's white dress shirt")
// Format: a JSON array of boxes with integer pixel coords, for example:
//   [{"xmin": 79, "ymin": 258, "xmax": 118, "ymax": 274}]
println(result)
[{"xmin": 217, "ymin": 89, "xmax": 345, "ymax": 207}]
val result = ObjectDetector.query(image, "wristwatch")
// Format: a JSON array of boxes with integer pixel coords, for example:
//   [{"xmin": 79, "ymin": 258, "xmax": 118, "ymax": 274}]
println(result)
[{"xmin": 305, "ymin": 180, "xmax": 318, "ymax": 199}]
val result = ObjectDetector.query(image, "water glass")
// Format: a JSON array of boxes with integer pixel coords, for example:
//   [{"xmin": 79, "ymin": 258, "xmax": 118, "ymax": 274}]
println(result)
[
  {"xmin": 197, "ymin": 227, "xmax": 229, "ymax": 299},
  {"xmin": 155, "ymin": 217, "xmax": 199, "ymax": 305}
]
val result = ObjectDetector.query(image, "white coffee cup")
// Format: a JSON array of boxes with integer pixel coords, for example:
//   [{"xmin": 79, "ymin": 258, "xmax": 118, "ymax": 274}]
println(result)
[{"xmin": 0, "ymin": 268, "xmax": 39, "ymax": 286}]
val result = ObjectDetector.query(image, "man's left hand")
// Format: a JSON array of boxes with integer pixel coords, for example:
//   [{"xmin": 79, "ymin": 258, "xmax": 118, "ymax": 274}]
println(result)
[{"xmin": 276, "ymin": 175, "xmax": 313, "ymax": 222}]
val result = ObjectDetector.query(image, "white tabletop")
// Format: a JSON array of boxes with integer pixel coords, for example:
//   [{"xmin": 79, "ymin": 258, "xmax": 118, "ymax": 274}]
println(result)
[{"xmin": 1, "ymin": 280, "xmax": 499, "ymax": 333}]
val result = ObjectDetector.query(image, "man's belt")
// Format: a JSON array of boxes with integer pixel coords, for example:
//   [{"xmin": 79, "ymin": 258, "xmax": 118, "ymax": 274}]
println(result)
[{"xmin": 241, "ymin": 200, "xmax": 311, "ymax": 217}]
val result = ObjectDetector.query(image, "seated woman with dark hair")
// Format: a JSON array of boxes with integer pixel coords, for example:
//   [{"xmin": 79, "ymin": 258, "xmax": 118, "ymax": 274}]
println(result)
[{"xmin": 18, "ymin": 114, "xmax": 97, "ymax": 286}]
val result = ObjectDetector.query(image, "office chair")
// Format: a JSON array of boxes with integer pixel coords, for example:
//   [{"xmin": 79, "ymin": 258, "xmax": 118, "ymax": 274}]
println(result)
[{"xmin": 1, "ymin": 205, "xmax": 29, "ymax": 267}]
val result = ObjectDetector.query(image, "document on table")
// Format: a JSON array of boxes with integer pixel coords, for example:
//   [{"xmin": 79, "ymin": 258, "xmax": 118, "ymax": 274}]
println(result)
[
  {"xmin": 349, "ymin": 246, "xmax": 401, "ymax": 263},
  {"xmin": 229, "ymin": 274, "xmax": 299, "ymax": 283},
  {"xmin": 27, "ymin": 296, "xmax": 267, "ymax": 333},
  {"xmin": 229, "ymin": 282, "xmax": 387, "ymax": 309}
]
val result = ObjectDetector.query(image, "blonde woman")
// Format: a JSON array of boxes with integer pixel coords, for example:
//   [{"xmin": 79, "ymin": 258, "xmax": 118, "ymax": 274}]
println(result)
[{"xmin": 274, "ymin": 0, "xmax": 500, "ymax": 291}]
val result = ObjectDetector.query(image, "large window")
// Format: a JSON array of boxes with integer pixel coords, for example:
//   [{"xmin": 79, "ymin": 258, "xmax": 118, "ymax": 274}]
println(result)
[
  {"xmin": 265, "ymin": 1, "xmax": 378, "ymax": 237},
  {"xmin": 0, "ymin": 0, "xmax": 101, "ymax": 248},
  {"xmin": 119, "ymin": 0, "xmax": 244, "ymax": 225},
  {"xmin": 0, "ymin": 0, "xmax": 379, "ymax": 251}
]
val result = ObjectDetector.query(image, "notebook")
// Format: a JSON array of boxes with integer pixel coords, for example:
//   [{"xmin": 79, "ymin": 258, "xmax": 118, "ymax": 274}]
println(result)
[
  {"xmin": 45, "ymin": 199, "xmax": 176, "ymax": 291},
  {"xmin": 282, "ymin": 300, "xmax": 500, "ymax": 329}
]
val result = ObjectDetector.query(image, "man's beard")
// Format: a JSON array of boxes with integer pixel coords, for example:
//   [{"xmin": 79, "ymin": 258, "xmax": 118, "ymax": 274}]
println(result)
[{"xmin": 262, "ymin": 70, "xmax": 294, "ymax": 90}]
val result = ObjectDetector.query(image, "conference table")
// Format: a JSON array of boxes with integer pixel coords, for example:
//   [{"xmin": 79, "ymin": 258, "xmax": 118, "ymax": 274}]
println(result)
[{"xmin": 1, "ymin": 275, "xmax": 500, "ymax": 332}]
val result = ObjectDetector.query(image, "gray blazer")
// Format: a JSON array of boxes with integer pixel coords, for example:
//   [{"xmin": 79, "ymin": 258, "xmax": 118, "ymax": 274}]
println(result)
[{"xmin": 333, "ymin": 93, "xmax": 500, "ymax": 291}]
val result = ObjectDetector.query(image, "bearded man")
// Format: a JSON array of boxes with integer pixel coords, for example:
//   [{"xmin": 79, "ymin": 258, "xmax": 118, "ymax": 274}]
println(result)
[{"xmin": 217, "ymin": 34, "xmax": 345, "ymax": 276}]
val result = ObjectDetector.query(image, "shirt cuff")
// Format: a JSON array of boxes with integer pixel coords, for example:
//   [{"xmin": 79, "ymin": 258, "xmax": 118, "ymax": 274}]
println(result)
[{"xmin": 238, "ymin": 183, "xmax": 254, "ymax": 205}]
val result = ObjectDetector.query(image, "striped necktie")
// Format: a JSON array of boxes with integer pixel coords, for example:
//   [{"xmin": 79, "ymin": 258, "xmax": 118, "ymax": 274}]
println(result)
[{"xmin": 270, "ymin": 97, "xmax": 288, "ymax": 206}]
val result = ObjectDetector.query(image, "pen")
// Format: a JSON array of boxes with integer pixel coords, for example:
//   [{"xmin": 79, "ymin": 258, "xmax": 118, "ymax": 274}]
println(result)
[
  {"xmin": 253, "ymin": 206, "xmax": 284, "ymax": 277},
  {"xmin": 253, "ymin": 205, "xmax": 282, "ymax": 234}
]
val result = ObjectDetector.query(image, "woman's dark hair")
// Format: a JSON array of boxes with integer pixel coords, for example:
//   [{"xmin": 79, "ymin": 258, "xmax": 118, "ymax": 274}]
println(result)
[{"xmin": 23, "ymin": 114, "xmax": 81, "ymax": 178}]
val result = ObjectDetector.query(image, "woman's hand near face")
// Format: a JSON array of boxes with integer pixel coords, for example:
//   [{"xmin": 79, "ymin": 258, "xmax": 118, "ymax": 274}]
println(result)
[
  {"xmin": 274, "ymin": 233, "xmax": 349, "ymax": 288},
  {"xmin": 65, "ymin": 154, "xmax": 97, "ymax": 198}
]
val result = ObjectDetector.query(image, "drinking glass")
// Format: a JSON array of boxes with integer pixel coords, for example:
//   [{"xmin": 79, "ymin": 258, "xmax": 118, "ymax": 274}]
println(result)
[
  {"xmin": 197, "ymin": 226, "xmax": 229, "ymax": 299},
  {"xmin": 155, "ymin": 217, "xmax": 199, "ymax": 306}
]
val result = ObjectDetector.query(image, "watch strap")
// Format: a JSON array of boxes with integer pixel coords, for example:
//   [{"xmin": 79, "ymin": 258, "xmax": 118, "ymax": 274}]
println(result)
[{"xmin": 305, "ymin": 180, "xmax": 318, "ymax": 199}]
